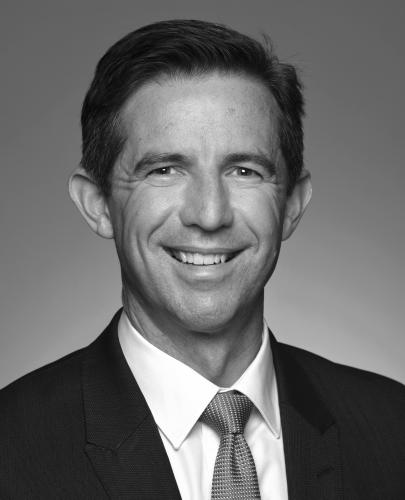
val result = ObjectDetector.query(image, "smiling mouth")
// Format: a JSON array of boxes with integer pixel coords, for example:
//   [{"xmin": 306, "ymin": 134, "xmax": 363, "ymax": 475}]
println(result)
[{"xmin": 166, "ymin": 248, "xmax": 239, "ymax": 266}]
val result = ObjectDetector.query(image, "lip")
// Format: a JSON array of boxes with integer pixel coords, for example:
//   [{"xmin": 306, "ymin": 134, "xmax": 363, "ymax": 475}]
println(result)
[{"xmin": 165, "ymin": 246, "xmax": 242, "ymax": 254}]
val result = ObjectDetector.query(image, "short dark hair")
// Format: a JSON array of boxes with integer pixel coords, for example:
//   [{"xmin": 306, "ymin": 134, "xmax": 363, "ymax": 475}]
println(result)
[{"xmin": 81, "ymin": 19, "xmax": 304, "ymax": 196}]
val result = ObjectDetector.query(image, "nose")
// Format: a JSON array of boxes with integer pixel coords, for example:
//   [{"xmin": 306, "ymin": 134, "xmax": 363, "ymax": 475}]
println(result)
[{"xmin": 179, "ymin": 172, "xmax": 234, "ymax": 231}]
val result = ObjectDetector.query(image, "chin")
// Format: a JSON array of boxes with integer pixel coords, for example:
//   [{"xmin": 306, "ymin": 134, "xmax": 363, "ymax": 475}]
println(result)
[{"xmin": 171, "ymin": 299, "xmax": 240, "ymax": 334}]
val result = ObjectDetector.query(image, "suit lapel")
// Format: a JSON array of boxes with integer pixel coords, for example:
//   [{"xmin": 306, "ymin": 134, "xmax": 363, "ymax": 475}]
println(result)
[
  {"xmin": 271, "ymin": 333, "xmax": 344, "ymax": 500},
  {"xmin": 81, "ymin": 310, "xmax": 181, "ymax": 500}
]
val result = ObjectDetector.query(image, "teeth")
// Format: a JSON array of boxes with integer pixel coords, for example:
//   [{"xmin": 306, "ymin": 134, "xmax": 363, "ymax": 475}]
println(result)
[
  {"xmin": 171, "ymin": 250, "xmax": 233, "ymax": 265},
  {"xmin": 202, "ymin": 255, "xmax": 212, "ymax": 265},
  {"xmin": 194, "ymin": 253, "xmax": 204, "ymax": 265}
]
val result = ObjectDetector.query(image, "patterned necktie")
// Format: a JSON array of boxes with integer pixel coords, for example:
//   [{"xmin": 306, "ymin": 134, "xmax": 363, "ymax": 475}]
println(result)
[{"xmin": 200, "ymin": 391, "xmax": 261, "ymax": 499}]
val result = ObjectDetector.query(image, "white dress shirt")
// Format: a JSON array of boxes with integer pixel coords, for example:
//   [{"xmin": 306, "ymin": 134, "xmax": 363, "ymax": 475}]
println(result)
[{"xmin": 118, "ymin": 311, "xmax": 288, "ymax": 500}]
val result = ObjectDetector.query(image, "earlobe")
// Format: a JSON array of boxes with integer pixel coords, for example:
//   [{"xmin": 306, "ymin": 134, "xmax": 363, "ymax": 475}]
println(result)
[
  {"xmin": 282, "ymin": 169, "xmax": 312, "ymax": 241},
  {"xmin": 68, "ymin": 167, "xmax": 114, "ymax": 239}
]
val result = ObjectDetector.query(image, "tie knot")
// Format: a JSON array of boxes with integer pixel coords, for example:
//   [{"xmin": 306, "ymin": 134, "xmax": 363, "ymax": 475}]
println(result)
[{"xmin": 200, "ymin": 391, "xmax": 253, "ymax": 435}]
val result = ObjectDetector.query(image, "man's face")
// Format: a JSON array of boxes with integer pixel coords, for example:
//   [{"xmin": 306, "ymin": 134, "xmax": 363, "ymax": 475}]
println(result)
[{"xmin": 107, "ymin": 73, "xmax": 292, "ymax": 333}]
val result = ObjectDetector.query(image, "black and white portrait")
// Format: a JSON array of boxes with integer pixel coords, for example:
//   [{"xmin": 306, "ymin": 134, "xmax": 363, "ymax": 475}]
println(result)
[{"xmin": 1, "ymin": 2, "xmax": 404, "ymax": 499}]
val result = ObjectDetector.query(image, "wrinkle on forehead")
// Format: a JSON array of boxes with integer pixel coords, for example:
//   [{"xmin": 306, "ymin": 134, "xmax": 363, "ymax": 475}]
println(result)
[
  {"xmin": 123, "ymin": 72, "xmax": 279, "ymax": 124},
  {"xmin": 119, "ymin": 73, "xmax": 282, "ymax": 169}
]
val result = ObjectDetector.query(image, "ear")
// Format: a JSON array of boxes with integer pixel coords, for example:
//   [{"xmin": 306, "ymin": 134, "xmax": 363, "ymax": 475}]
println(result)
[
  {"xmin": 282, "ymin": 169, "xmax": 312, "ymax": 241},
  {"xmin": 68, "ymin": 167, "xmax": 114, "ymax": 239}
]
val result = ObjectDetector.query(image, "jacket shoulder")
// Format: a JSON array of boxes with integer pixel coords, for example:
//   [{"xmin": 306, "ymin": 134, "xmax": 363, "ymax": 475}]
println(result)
[
  {"xmin": 280, "ymin": 341, "xmax": 404, "ymax": 392},
  {"xmin": 0, "ymin": 310, "xmax": 121, "ymax": 424},
  {"xmin": 0, "ymin": 340, "xmax": 109, "ymax": 498},
  {"xmin": 0, "ymin": 345, "xmax": 86, "ymax": 405},
  {"xmin": 0, "ymin": 345, "xmax": 90, "ymax": 447},
  {"xmin": 0, "ymin": 313, "xmax": 124, "ymax": 498},
  {"xmin": 278, "ymin": 341, "xmax": 405, "ymax": 420}
]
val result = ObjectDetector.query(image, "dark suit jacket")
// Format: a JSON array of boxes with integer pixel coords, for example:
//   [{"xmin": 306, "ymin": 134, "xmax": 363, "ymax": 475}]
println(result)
[{"xmin": 1, "ymin": 310, "xmax": 404, "ymax": 499}]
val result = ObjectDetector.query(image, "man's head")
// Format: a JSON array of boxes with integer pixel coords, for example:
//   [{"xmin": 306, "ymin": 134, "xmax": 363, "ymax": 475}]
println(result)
[
  {"xmin": 80, "ymin": 19, "xmax": 305, "ymax": 197},
  {"xmin": 69, "ymin": 20, "xmax": 312, "ymax": 339}
]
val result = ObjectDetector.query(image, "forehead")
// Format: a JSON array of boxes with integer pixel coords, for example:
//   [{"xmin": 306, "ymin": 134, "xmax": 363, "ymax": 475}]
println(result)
[{"xmin": 120, "ymin": 72, "xmax": 280, "ymax": 158}]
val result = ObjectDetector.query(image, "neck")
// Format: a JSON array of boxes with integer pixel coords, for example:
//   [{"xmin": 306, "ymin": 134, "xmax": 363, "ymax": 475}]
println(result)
[{"xmin": 122, "ymin": 289, "xmax": 264, "ymax": 387}]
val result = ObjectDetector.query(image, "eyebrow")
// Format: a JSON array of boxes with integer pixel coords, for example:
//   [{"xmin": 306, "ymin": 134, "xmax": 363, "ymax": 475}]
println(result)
[{"xmin": 133, "ymin": 151, "xmax": 276, "ymax": 174}]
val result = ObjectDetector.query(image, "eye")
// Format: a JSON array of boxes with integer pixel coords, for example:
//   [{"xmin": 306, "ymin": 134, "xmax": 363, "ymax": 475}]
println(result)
[
  {"xmin": 226, "ymin": 165, "xmax": 266, "ymax": 185},
  {"xmin": 230, "ymin": 166, "xmax": 263, "ymax": 179},
  {"xmin": 144, "ymin": 165, "xmax": 184, "ymax": 186},
  {"xmin": 236, "ymin": 167, "xmax": 259, "ymax": 177},
  {"xmin": 147, "ymin": 166, "xmax": 176, "ymax": 176}
]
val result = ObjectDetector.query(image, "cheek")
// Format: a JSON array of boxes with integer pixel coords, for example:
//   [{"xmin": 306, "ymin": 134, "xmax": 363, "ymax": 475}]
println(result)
[
  {"xmin": 115, "ymin": 186, "xmax": 179, "ymax": 251},
  {"xmin": 234, "ymin": 188, "xmax": 285, "ymax": 243}
]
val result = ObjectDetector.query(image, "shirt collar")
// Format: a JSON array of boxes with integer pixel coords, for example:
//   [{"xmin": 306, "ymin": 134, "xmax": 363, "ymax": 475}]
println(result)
[
  {"xmin": 118, "ymin": 311, "xmax": 280, "ymax": 450},
  {"xmin": 230, "ymin": 319, "xmax": 281, "ymax": 439}
]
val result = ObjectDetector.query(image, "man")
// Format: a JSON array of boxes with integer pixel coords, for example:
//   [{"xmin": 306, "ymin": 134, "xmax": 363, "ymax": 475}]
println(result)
[{"xmin": 0, "ymin": 19, "xmax": 404, "ymax": 500}]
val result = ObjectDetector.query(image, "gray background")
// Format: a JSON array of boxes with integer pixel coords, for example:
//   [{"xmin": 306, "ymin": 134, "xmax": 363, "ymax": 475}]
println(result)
[{"xmin": 1, "ymin": 0, "xmax": 404, "ymax": 389}]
